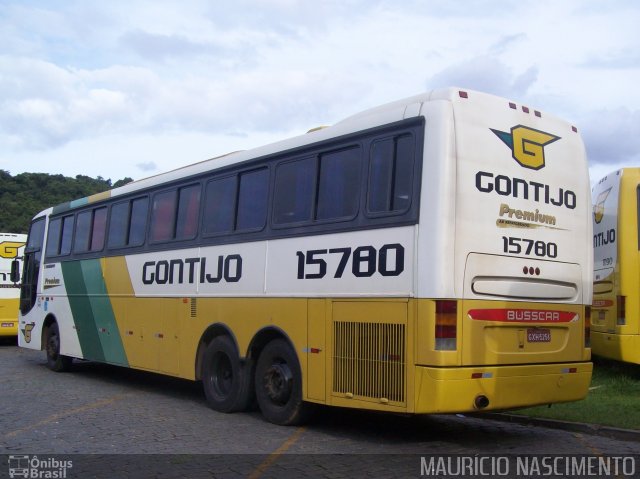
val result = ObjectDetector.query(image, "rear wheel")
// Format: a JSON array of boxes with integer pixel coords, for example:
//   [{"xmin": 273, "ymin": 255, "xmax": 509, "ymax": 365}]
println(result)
[
  {"xmin": 202, "ymin": 336, "xmax": 253, "ymax": 413},
  {"xmin": 255, "ymin": 338, "xmax": 313, "ymax": 425},
  {"xmin": 45, "ymin": 322, "xmax": 72, "ymax": 372}
]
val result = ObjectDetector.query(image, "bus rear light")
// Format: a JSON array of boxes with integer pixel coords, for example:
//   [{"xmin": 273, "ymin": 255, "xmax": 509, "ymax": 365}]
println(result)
[
  {"xmin": 617, "ymin": 296, "xmax": 626, "ymax": 325},
  {"xmin": 561, "ymin": 368, "xmax": 578, "ymax": 374},
  {"xmin": 522, "ymin": 106, "xmax": 530, "ymax": 113},
  {"xmin": 584, "ymin": 306, "xmax": 591, "ymax": 348},
  {"xmin": 534, "ymin": 110, "xmax": 541, "ymax": 117},
  {"xmin": 572, "ymin": 126, "xmax": 578, "ymax": 132},
  {"xmin": 435, "ymin": 300, "xmax": 457, "ymax": 351},
  {"xmin": 509, "ymin": 102, "xmax": 516, "ymax": 109},
  {"xmin": 459, "ymin": 90, "xmax": 468, "ymax": 98}
]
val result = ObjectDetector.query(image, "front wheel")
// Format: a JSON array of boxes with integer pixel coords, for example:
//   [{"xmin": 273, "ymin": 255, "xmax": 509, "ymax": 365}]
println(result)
[
  {"xmin": 45, "ymin": 322, "xmax": 72, "ymax": 372},
  {"xmin": 255, "ymin": 338, "xmax": 313, "ymax": 425}
]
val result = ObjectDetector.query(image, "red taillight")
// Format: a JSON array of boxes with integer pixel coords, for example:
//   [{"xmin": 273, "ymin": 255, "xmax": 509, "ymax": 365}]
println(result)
[
  {"xmin": 584, "ymin": 306, "xmax": 591, "ymax": 348},
  {"xmin": 617, "ymin": 296, "xmax": 626, "ymax": 325},
  {"xmin": 459, "ymin": 90, "xmax": 468, "ymax": 98},
  {"xmin": 435, "ymin": 300, "xmax": 457, "ymax": 351}
]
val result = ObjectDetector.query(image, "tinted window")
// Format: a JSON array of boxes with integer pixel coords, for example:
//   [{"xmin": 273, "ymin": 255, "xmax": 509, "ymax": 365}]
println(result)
[
  {"xmin": 108, "ymin": 198, "xmax": 148, "ymax": 248},
  {"xmin": 129, "ymin": 197, "xmax": 148, "ymax": 246},
  {"xmin": 274, "ymin": 157, "xmax": 315, "ymax": 224},
  {"xmin": 369, "ymin": 138, "xmax": 394, "ymax": 212},
  {"xmin": 150, "ymin": 190, "xmax": 177, "ymax": 242},
  {"xmin": 91, "ymin": 207, "xmax": 107, "ymax": 251},
  {"xmin": 237, "ymin": 168, "xmax": 269, "ymax": 230},
  {"xmin": 45, "ymin": 218, "xmax": 62, "ymax": 257},
  {"xmin": 393, "ymin": 135, "xmax": 414, "ymax": 211},
  {"xmin": 60, "ymin": 216, "xmax": 74, "ymax": 255},
  {"xmin": 203, "ymin": 176, "xmax": 236, "ymax": 235},
  {"xmin": 74, "ymin": 211, "xmax": 92, "ymax": 253},
  {"xmin": 108, "ymin": 202, "xmax": 129, "ymax": 248},
  {"xmin": 368, "ymin": 134, "xmax": 415, "ymax": 214},
  {"xmin": 176, "ymin": 185, "xmax": 201, "ymax": 239},
  {"xmin": 316, "ymin": 147, "xmax": 361, "ymax": 220},
  {"xmin": 27, "ymin": 218, "xmax": 46, "ymax": 251}
]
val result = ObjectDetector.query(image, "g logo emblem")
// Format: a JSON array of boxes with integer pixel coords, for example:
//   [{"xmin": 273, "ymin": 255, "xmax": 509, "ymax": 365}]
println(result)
[
  {"xmin": 594, "ymin": 188, "xmax": 612, "ymax": 224},
  {"xmin": 0, "ymin": 241, "xmax": 24, "ymax": 259},
  {"xmin": 491, "ymin": 125, "xmax": 560, "ymax": 170}
]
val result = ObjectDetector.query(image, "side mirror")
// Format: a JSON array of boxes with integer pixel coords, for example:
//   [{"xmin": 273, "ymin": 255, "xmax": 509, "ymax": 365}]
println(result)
[{"xmin": 10, "ymin": 259, "xmax": 20, "ymax": 284}]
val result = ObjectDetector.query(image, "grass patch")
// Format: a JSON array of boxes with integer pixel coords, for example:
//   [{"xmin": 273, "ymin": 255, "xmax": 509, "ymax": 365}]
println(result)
[{"xmin": 512, "ymin": 358, "xmax": 640, "ymax": 430}]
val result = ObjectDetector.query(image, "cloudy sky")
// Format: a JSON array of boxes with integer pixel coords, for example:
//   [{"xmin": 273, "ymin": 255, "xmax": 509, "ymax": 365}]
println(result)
[{"xmin": 1, "ymin": 0, "xmax": 638, "ymax": 185}]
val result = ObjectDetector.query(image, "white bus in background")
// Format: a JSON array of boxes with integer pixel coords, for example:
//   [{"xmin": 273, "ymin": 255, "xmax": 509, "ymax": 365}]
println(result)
[{"xmin": 17, "ymin": 88, "xmax": 592, "ymax": 425}]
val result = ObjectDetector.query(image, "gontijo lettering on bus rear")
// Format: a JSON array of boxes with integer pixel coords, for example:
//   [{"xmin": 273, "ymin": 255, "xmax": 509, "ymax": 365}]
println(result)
[{"xmin": 475, "ymin": 172, "xmax": 576, "ymax": 209}]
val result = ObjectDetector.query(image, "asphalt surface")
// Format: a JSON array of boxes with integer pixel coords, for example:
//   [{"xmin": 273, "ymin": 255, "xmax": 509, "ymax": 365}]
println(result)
[{"xmin": 1, "ymin": 339, "xmax": 639, "ymax": 478}]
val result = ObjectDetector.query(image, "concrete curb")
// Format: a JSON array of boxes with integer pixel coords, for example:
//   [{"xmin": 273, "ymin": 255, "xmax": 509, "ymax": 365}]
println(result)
[{"xmin": 475, "ymin": 413, "xmax": 640, "ymax": 443}]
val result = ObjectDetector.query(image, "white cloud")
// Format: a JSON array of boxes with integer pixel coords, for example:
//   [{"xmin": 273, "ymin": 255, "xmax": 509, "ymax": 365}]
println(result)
[
  {"xmin": 580, "ymin": 108, "xmax": 640, "ymax": 166},
  {"xmin": 427, "ymin": 56, "xmax": 539, "ymax": 100},
  {"xmin": 0, "ymin": 0, "xmax": 638, "ymax": 181}
]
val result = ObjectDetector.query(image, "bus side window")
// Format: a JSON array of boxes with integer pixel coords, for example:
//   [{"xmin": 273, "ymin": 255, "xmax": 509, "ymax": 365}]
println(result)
[
  {"xmin": 74, "ymin": 211, "xmax": 92, "ymax": 253},
  {"xmin": 91, "ymin": 207, "xmax": 107, "ymax": 251},
  {"xmin": 45, "ymin": 215, "xmax": 74, "ymax": 257},
  {"xmin": 203, "ymin": 176, "xmax": 236, "ymax": 235},
  {"xmin": 45, "ymin": 218, "xmax": 62, "ymax": 257},
  {"xmin": 108, "ymin": 202, "xmax": 129, "ymax": 248},
  {"xmin": 237, "ymin": 168, "xmax": 269, "ymax": 231},
  {"xmin": 175, "ymin": 184, "xmax": 201, "ymax": 240},
  {"xmin": 129, "ymin": 197, "xmax": 148, "ymax": 246},
  {"xmin": 316, "ymin": 147, "xmax": 361, "ymax": 221},
  {"xmin": 150, "ymin": 190, "xmax": 177, "ymax": 242},
  {"xmin": 273, "ymin": 157, "xmax": 315, "ymax": 225},
  {"xmin": 59, "ymin": 216, "xmax": 75, "ymax": 256},
  {"xmin": 108, "ymin": 197, "xmax": 148, "ymax": 249},
  {"xmin": 368, "ymin": 134, "xmax": 415, "ymax": 214}
]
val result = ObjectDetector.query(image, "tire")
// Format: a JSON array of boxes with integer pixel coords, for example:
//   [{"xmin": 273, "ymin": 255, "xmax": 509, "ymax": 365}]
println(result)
[
  {"xmin": 202, "ymin": 336, "xmax": 253, "ymax": 413},
  {"xmin": 255, "ymin": 338, "xmax": 313, "ymax": 425},
  {"xmin": 45, "ymin": 322, "xmax": 72, "ymax": 372}
]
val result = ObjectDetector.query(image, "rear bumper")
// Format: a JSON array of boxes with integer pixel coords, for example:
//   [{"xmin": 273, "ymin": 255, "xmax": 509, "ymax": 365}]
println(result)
[
  {"xmin": 414, "ymin": 362, "xmax": 592, "ymax": 413},
  {"xmin": 592, "ymin": 331, "xmax": 640, "ymax": 364}
]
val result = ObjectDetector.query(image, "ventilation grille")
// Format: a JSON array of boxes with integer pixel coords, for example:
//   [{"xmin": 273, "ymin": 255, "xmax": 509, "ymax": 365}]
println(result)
[
  {"xmin": 333, "ymin": 321, "xmax": 406, "ymax": 405},
  {"xmin": 190, "ymin": 298, "xmax": 197, "ymax": 318}
]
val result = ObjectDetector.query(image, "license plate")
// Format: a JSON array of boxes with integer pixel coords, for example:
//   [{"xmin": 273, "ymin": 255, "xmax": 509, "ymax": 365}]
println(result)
[{"xmin": 527, "ymin": 328, "xmax": 551, "ymax": 342}]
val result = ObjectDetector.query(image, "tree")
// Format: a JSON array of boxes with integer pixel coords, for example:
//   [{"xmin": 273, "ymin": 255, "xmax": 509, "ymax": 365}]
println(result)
[{"xmin": 0, "ymin": 172, "xmax": 133, "ymax": 233}]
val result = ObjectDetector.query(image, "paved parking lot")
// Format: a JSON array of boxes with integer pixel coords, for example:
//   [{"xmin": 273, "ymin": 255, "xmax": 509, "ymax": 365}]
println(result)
[{"xmin": 1, "ymin": 340, "xmax": 639, "ymax": 478}]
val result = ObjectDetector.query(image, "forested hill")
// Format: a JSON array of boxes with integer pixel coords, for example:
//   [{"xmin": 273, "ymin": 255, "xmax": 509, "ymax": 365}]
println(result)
[{"xmin": 0, "ymin": 170, "xmax": 133, "ymax": 234}]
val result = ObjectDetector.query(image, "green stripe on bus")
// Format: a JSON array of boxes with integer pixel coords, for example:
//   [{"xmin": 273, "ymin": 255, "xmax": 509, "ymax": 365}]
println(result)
[
  {"xmin": 51, "ymin": 202, "xmax": 74, "ymax": 215},
  {"xmin": 61, "ymin": 260, "xmax": 128, "ymax": 366},
  {"xmin": 80, "ymin": 260, "xmax": 128, "ymax": 366},
  {"xmin": 61, "ymin": 261, "xmax": 105, "ymax": 362},
  {"xmin": 52, "ymin": 197, "xmax": 89, "ymax": 215}
]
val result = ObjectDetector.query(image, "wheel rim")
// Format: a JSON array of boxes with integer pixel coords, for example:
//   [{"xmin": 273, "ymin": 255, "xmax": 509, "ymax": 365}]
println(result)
[
  {"xmin": 211, "ymin": 352, "xmax": 233, "ymax": 398},
  {"xmin": 262, "ymin": 361, "xmax": 293, "ymax": 406}
]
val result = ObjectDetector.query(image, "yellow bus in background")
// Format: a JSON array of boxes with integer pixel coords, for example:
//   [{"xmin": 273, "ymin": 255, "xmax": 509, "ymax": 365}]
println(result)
[
  {"xmin": 17, "ymin": 89, "xmax": 592, "ymax": 425},
  {"xmin": 0, "ymin": 233, "xmax": 26, "ymax": 337},
  {"xmin": 592, "ymin": 168, "xmax": 640, "ymax": 364}
]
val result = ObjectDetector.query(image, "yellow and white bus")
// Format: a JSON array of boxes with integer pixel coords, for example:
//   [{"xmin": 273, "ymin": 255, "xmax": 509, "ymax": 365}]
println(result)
[
  {"xmin": 592, "ymin": 168, "xmax": 640, "ymax": 364},
  {"xmin": 17, "ymin": 88, "xmax": 592, "ymax": 425},
  {"xmin": 1, "ymin": 233, "xmax": 26, "ymax": 337}
]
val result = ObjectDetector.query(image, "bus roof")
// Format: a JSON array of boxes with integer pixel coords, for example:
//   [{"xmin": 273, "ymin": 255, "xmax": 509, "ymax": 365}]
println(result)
[{"xmin": 40, "ymin": 87, "xmax": 573, "ymax": 219}]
